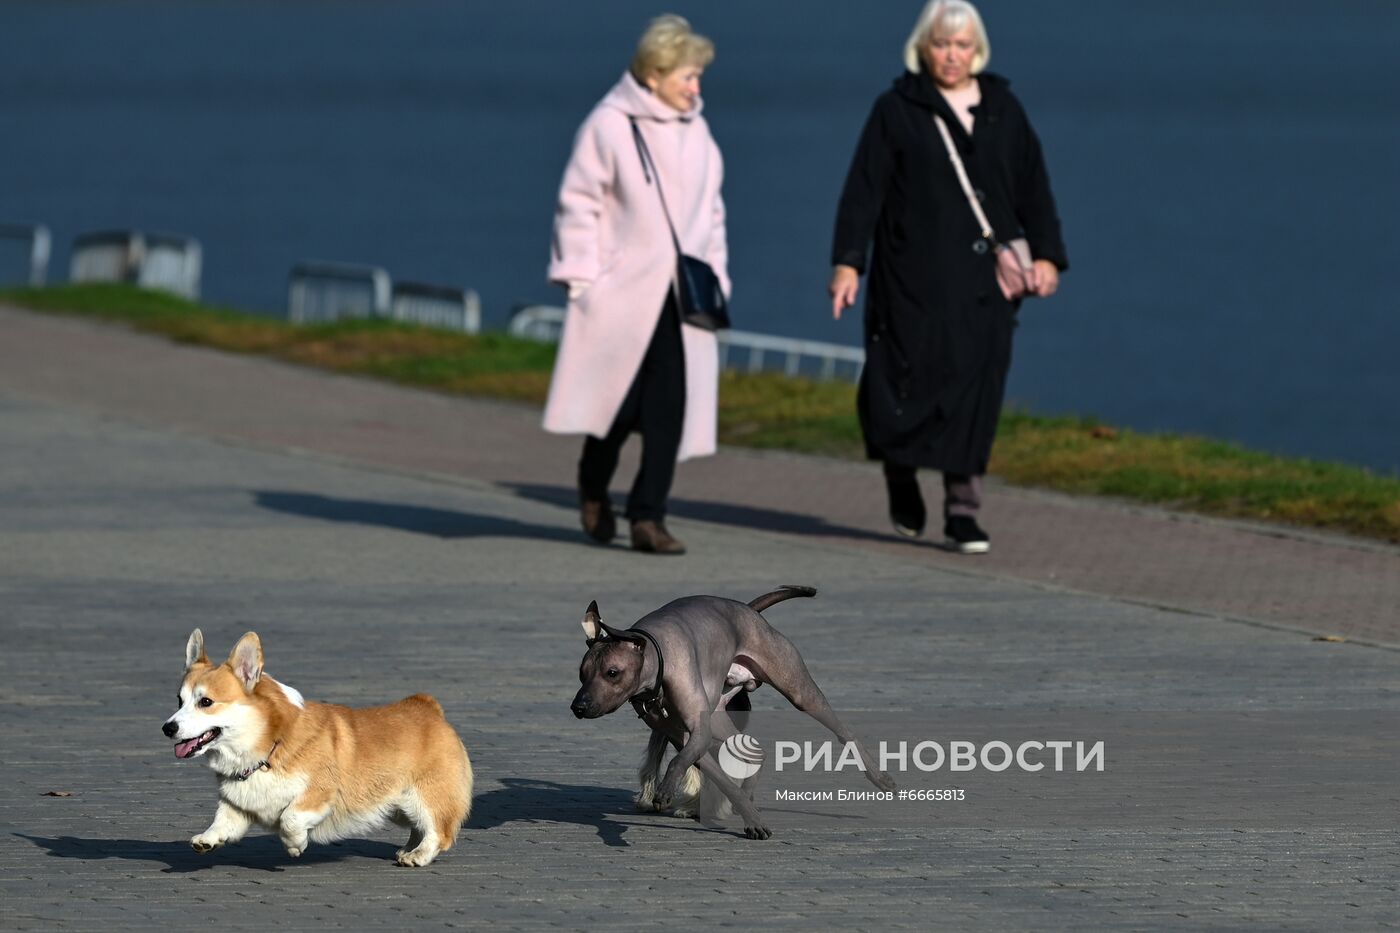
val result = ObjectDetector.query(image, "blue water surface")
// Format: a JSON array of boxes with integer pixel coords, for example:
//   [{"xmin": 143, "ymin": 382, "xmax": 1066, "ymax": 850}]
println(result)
[{"xmin": 2, "ymin": 1, "xmax": 1396, "ymax": 471}]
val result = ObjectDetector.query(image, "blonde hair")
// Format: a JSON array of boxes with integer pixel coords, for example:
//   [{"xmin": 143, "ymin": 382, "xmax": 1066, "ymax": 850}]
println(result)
[
  {"xmin": 629, "ymin": 14, "xmax": 715, "ymax": 82},
  {"xmin": 903, "ymin": 0, "xmax": 990, "ymax": 75}
]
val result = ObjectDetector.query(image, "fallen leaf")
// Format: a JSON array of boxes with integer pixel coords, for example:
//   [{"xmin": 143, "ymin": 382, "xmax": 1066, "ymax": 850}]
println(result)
[
  {"xmin": 41, "ymin": 791, "xmax": 74, "ymax": 797},
  {"xmin": 1312, "ymin": 635, "xmax": 1346, "ymax": 643}
]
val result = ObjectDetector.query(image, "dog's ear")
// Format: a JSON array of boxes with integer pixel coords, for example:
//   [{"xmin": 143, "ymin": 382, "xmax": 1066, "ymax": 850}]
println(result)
[
  {"xmin": 581, "ymin": 600, "xmax": 603, "ymax": 643},
  {"xmin": 185, "ymin": 629, "xmax": 208, "ymax": 670},
  {"xmin": 227, "ymin": 632, "xmax": 264, "ymax": 692},
  {"xmin": 598, "ymin": 620, "xmax": 640, "ymax": 644}
]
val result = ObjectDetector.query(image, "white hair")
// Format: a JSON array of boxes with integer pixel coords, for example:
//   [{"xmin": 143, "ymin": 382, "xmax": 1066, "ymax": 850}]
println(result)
[{"xmin": 903, "ymin": 0, "xmax": 991, "ymax": 75}]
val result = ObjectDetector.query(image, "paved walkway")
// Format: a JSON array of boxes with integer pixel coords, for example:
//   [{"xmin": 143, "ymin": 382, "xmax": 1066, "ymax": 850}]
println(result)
[
  {"xmin": 2, "ymin": 305, "xmax": 1398, "ymax": 931},
  {"xmin": 3, "ymin": 306, "xmax": 1397, "ymax": 646}
]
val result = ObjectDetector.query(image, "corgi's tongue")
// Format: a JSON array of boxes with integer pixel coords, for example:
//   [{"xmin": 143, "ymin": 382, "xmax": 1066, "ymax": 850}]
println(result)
[{"xmin": 174, "ymin": 729, "xmax": 217, "ymax": 759}]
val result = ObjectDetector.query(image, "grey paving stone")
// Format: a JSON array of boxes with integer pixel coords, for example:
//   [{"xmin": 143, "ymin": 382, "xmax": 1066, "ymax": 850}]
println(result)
[{"xmin": 1, "ymin": 311, "xmax": 1398, "ymax": 930}]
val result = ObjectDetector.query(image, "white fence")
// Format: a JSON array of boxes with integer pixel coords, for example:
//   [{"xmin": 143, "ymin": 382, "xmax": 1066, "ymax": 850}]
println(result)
[
  {"xmin": 0, "ymin": 223, "xmax": 51, "ymax": 287},
  {"xmin": 287, "ymin": 262, "xmax": 481, "ymax": 332},
  {"xmin": 717, "ymin": 328, "xmax": 865, "ymax": 382},
  {"xmin": 139, "ymin": 234, "xmax": 203, "ymax": 299},
  {"xmin": 69, "ymin": 229, "xmax": 202, "ymax": 299},
  {"xmin": 508, "ymin": 304, "xmax": 865, "ymax": 382},
  {"xmin": 18, "ymin": 225, "xmax": 841, "ymax": 376},
  {"xmin": 508, "ymin": 304, "xmax": 570, "ymax": 341},
  {"xmin": 287, "ymin": 261, "xmax": 391, "ymax": 324},
  {"xmin": 391, "ymin": 282, "xmax": 481, "ymax": 333}
]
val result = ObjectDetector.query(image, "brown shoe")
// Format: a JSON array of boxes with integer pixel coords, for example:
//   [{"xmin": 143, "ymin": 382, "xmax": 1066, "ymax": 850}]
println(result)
[
  {"xmin": 580, "ymin": 495, "xmax": 616, "ymax": 543},
  {"xmin": 630, "ymin": 520, "xmax": 686, "ymax": 555}
]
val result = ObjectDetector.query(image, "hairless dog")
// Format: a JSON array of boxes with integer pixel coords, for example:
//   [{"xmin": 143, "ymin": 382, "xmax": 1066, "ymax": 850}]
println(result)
[{"xmin": 571, "ymin": 585, "xmax": 896, "ymax": 839}]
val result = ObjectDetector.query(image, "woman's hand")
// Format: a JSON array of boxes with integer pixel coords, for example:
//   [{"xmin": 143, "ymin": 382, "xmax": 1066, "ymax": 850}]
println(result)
[
  {"xmin": 829, "ymin": 264, "xmax": 860, "ymax": 320},
  {"xmin": 1031, "ymin": 260, "xmax": 1059, "ymax": 298}
]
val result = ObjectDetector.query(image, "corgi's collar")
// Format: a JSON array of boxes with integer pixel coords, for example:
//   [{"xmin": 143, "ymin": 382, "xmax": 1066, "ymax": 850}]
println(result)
[{"xmin": 232, "ymin": 741, "xmax": 280, "ymax": 781}]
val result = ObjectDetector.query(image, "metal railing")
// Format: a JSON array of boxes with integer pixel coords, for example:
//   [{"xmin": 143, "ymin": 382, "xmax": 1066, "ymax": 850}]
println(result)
[
  {"xmin": 391, "ymin": 281, "xmax": 481, "ymax": 333},
  {"xmin": 287, "ymin": 261, "xmax": 391, "ymax": 323},
  {"xmin": 16, "ymin": 226, "xmax": 479, "ymax": 335},
  {"xmin": 139, "ymin": 233, "xmax": 203, "ymax": 299},
  {"xmin": 508, "ymin": 304, "xmax": 864, "ymax": 382},
  {"xmin": 718, "ymin": 328, "xmax": 865, "ymax": 382},
  {"xmin": 287, "ymin": 263, "xmax": 482, "ymax": 332},
  {"xmin": 18, "ymin": 223, "xmax": 845, "ymax": 377},
  {"xmin": 69, "ymin": 229, "xmax": 202, "ymax": 299},
  {"xmin": 508, "ymin": 304, "xmax": 570, "ymax": 341},
  {"xmin": 0, "ymin": 223, "xmax": 51, "ymax": 287}
]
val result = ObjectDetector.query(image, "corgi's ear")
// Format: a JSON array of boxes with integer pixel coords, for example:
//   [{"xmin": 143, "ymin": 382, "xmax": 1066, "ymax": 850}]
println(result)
[
  {"xmin": 227, "ymin": 632, "xmax": 263, "ymax": 692},
  {"xmin": 581, "ymin": 600, "xmax": 603, "ymax": 643},
  {"xmin": 185, "ymin": 629, "xmax": 207, "ymax": 670}
]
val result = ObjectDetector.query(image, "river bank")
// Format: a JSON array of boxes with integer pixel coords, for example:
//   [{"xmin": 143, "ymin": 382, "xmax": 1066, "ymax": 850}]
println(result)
[{"xmin": 7, "ymin": 283, "xmax": 1398, "ymax": 543}]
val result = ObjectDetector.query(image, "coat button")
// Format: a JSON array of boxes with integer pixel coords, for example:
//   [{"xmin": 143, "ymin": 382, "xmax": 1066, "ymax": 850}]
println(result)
[
  {"xmin": 972, "ymin": 239, "xmax": 989, "ymax": 254},
  {"xmin": 871, "ymin": 333, "xmax": 880, "ymax": 343},
  {"xmin": 974, "ymin": 188, "xmax": 986, "ymax": 202}
]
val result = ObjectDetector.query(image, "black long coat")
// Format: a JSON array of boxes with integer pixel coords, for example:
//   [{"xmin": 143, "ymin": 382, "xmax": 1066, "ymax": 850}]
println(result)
[{"xmin": 832, "ymin": 70, "xmax": 1068, "ymax": 474}]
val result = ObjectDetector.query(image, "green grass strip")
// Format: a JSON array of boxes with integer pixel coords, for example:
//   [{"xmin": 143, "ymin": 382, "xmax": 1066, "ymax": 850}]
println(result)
[{"xmin": 6, "ymin": 283, "xmax": 1398, "ymax": 543}]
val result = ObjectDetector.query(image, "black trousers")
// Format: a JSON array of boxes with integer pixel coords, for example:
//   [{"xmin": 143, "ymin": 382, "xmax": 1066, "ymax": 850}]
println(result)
[
  {"xmin": 884, "ymin": 461, "xmax": 983, "ymax": 518},
  {"xmin": 578, "ymin": 297, "xmax": 686, "ymax": 523}
]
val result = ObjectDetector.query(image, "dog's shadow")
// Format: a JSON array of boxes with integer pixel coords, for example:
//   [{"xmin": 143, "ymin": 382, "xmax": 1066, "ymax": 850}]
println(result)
[
  {"xmin": 14, "ymin": 780, "xmax": 727, "ymax": 870},
  {"xmin": 13, "ymin": 832, "xmax": 397, "ymax": 874},
  {"xmin": 469, "ymin": 777, "xmax": 733, "ymax": 846}
]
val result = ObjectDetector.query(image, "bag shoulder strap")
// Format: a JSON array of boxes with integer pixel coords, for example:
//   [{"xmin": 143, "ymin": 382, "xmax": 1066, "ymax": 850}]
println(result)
[
  {"xmin": 932, "ymin": 113, "xmax": 997, "ymax": 246},
  {"xmin": 628, "ymin": 118, "xmax": 684, "ymax": 257}
]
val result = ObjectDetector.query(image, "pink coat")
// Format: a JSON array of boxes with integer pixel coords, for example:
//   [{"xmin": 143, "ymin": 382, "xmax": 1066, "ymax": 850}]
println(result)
[{"xmin": 543, "ymin": 73, "xmax": 729, "ymax": 461}]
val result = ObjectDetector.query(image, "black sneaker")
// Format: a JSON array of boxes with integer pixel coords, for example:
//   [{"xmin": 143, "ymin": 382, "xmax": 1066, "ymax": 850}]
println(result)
[
  {"xmin": 943, "ymin": 516, "xmax": 990, "ymax": 554},
  {"xmin": 884, "ymin": 468, "xmax": 926, "ymax": 538}
]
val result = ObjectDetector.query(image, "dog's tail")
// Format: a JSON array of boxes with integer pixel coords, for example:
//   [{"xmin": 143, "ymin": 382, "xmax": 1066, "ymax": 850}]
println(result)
[{"xmin": 748, "ymin": 585, "xmax": 817, "ymax": 614}]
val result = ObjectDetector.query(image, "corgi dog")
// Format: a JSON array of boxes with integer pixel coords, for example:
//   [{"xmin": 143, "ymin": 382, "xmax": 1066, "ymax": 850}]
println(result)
[{"xmin": 162, "ymin": 630, "xmax": 473, "ymax": 867}]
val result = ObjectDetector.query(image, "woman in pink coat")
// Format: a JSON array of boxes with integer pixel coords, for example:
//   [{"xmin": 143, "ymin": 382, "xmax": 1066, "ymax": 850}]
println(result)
[{"xmin": 544, "ymin": 14, "xmax": 729, "ymax": 555}]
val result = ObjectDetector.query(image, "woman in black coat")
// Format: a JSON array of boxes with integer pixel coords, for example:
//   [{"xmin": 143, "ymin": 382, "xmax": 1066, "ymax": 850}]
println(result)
[{"xmin": 829, "ymin": 0, "xmax": 1068, "ymax": 554}]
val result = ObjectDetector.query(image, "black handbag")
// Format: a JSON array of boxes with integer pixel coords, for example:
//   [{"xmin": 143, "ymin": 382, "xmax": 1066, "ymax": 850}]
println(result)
[{"xmin": 629, "ymin": 119, "xmax": 731, "ymax": 331}]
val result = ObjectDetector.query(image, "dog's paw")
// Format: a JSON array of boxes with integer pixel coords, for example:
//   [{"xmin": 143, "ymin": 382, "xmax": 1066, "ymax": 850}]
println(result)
[
  {"xmin": 743, "ymin": 821, "xmax": 772, "ymax": 841},
  {"xmin": 190, "ymin": 830, "xmax": 228, "ymax": 854},
  {"xmin": 395, "ymin": 846, "xmax": 439, "ymax": 867},
  {"xmin": 652, "ymin": 779, "xmax": 677, "ymax": 811},
  {"xmin": 633, "ymin": 791, "xmax": 656, "ymax": 811},
  {"xmin": 670, "ymin": 805, "xmax": 698, "ymax": 819},
  {"xmin": 280, "ymin": 829, "xmax": 310, "ymax": 858}
]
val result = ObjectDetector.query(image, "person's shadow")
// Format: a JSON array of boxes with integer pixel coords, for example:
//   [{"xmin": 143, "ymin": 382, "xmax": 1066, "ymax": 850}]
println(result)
[
  {"xmin": 502, "ymin": 481, "xmax": 903, "ymax": 545},
  {"xmin": 254, "ymin": 485, "xmax": 917, "ymax": 550},
  {"xmin": 253, "ymin": 490, "xmax": 580, "ymax": 543}
]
